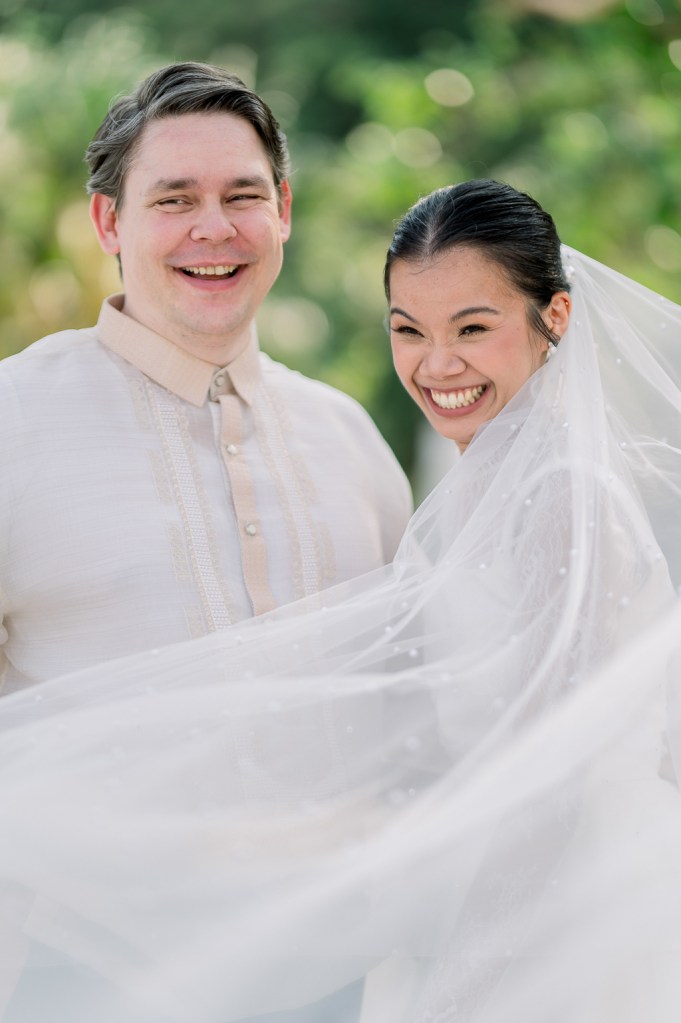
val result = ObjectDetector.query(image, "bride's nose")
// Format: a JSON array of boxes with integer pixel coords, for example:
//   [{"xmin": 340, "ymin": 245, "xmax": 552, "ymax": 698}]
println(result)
[{"xmin": 421, "ymin": 345, "xmax": 467, "ymax": 378}]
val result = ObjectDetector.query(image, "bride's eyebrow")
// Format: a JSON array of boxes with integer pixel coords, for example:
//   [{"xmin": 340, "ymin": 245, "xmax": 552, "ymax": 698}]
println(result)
[
  {"xmin": 389, "ymin": 305, "xmax": 501, "ymax": 323},
  {"xmin": 450, "ymin": 306, "xmax": 499, "ymax": 322},
  {"xmin": 389, "ymin": 306, "xmax": 417, "ymax": 321}
]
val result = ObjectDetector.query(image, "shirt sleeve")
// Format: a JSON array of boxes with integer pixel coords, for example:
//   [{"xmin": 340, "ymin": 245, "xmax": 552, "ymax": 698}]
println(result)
[
  {"xmin": 0, "ymin": 601, "xmax": 8, "ymax": 693},
  {"xmin": 341, "ymin": 398, "xmax": 414, "ymax": 563},
  {"xmin": 376, "ymin": 452, "xmax": 413, "ymax": 562},
  {"xmin": 0, "ymin": 373, "xmax": 16, "ymax": 694}
]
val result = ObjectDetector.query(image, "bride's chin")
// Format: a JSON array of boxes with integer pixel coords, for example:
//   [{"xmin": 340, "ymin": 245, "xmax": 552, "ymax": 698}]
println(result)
[
  {"xmin": 442, "ymin": 427, "xmax": 474, "ymax": 450},
  {"xmin": 432, "ymin": 414, "xmax": 477, "ymax": 445}
]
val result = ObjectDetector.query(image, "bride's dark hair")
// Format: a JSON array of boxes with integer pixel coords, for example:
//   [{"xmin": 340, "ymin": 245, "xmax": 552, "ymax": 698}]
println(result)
[{"xmin": 384, "ymin": 179, "xmax": 570, "ymax": 343}]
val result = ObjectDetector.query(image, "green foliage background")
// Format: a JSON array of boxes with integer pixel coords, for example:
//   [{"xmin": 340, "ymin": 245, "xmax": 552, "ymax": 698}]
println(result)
[{"xmin": 2, "ymin": 0, "xmax": 681, "ymax": 476}]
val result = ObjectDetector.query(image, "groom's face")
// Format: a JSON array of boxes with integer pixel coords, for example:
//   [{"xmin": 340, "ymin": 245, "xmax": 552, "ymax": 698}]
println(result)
[{"xmin": 89, "ymin": 111, "xmax": 292, "ymax": 364}]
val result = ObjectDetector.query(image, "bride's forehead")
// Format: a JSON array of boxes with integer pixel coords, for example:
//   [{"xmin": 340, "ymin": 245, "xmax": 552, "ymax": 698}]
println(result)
[{"xmin": 390, "ymin": 248, "xmax": 519, "ymax": 299}]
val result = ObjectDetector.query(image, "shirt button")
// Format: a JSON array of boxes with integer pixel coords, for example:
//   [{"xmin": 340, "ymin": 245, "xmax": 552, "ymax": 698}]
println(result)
[
  {"xmin": 244, "ymin": 522, "xmax": 258, "ymax": 536},
  {"xmin": 225, "ymin": 443, "xmax": 238, "ymax": 455},
  {"xmin": 214, "ymin": 373, "xmax": 226, "ymax": 387}
]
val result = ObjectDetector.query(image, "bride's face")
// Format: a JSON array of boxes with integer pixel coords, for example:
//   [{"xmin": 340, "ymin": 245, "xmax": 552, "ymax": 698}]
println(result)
[{"xmin": 388, "ymin": 245, "xmax": 568, "ymax": 452}]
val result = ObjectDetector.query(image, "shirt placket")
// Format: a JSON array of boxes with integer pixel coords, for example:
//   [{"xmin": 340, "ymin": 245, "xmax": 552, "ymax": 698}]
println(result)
[{"xmin": 217, "ymin": 389, "xmax": 276, "ymax": 617}]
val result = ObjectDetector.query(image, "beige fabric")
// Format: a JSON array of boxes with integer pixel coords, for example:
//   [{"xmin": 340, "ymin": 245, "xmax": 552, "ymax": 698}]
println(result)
[{"xmin": 0, "ymin": 297, "xmax": 412, "ymax": 692}]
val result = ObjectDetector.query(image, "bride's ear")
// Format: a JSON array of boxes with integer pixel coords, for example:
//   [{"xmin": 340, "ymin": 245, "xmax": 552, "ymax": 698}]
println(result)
[{"xmin": 545, "ymin": 291, "xmax": 572, "ymax": 340}]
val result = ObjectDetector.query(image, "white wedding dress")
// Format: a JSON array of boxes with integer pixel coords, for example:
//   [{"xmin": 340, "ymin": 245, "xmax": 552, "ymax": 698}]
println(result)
[{"xmin": 1, "ymin": 249, "xmax": 681, "ymax": 1022}]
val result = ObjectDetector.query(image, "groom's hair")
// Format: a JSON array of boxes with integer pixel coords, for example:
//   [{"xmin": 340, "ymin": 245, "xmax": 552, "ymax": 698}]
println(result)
[{"xmin": 85, "ymin": 61, "xmax": 290, "ymax": 209}]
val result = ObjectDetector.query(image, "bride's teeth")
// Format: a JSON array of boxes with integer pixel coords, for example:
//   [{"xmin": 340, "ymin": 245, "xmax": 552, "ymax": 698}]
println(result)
[{"xmin": 431, "ymin": 385, "xmax": 484, "ymax": 409}]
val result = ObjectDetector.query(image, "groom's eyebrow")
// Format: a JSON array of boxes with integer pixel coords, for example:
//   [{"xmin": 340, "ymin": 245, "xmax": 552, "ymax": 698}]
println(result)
[{"xmin": 144, "ymin": 174, "xmax": 272, "ymax": 195}]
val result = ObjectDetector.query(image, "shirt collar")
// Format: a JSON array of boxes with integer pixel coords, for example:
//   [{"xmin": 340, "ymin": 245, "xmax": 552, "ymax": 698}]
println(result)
[{"xmin": 97, "ymin": 295, "xmax": 261, "ymax": 407}]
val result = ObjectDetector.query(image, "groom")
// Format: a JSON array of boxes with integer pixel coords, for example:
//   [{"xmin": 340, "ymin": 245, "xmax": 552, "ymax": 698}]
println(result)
[
  {"xmin": 0, "ymin": 61, "xmax": 411, "ymax": 1023},
  {"xmin": 0, "ymin": 62, "xmax": 411, "ymax": 695}
]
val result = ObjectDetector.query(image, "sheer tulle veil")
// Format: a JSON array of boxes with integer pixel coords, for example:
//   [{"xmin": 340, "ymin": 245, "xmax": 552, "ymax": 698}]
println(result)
[{"xmin": 2, "ymin": 247, "xmax": 681, "ymax": 1022}]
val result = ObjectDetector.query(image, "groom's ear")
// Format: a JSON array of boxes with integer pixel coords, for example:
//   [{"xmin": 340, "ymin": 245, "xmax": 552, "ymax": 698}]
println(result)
[{"xmin": 90, "ymin": 193, "xmax": 121, "ymax": 255}]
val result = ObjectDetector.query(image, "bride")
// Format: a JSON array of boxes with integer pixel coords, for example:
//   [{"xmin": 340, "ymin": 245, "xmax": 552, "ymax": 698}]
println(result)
[{"xmin": 2, "ymin": 179, "xmax": 681, "ymax": 1022}]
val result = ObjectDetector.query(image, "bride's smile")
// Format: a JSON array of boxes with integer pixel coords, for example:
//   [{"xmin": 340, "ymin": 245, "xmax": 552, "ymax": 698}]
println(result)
[{"xmin": 387, "ymin": 245, "xmax": 570, "ymax": 451}]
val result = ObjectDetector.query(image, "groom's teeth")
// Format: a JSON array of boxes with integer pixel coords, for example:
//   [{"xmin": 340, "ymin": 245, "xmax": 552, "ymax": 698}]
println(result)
[
  {"xmin": 430, "ymin": 385, "xmax": 485, "ymax": 409},
  {"xmin": 183, "ymin": 265, "xmax": 237, "ymax": 276}
]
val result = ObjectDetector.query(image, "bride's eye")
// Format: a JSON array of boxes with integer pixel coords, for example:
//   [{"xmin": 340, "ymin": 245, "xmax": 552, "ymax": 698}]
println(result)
[
  {"xmin": 391, "ymin": 324, "xmax": 423, "ymax": 338},
  {"xmin": 459, "ymin": 323, "xmax": 486, "ymax": 337}
]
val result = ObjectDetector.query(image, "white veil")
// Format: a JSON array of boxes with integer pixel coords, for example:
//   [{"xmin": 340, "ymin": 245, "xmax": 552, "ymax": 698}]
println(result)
[{"xmin": 2, "ymin": 248, "xmax": 681, "ymax": 1022}]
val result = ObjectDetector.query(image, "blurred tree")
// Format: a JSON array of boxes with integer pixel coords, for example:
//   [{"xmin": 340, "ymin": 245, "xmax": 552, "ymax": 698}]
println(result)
[{"xmin": 1, "ymin": 0, "xmax": 681, "ymax": 482}]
